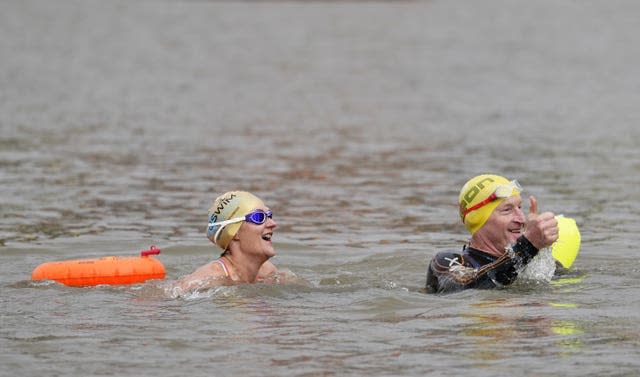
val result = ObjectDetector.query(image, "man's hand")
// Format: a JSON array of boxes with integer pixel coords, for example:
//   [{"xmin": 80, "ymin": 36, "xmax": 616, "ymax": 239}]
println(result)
[{"xmin": 523, "ymin": 196, "xmax": 559, "ymax": 250}]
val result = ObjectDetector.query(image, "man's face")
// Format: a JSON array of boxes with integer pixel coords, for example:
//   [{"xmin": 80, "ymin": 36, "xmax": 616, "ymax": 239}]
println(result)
[{"xmin": 477, "ymin": 195, "xmax": 527, "ymax": 255}]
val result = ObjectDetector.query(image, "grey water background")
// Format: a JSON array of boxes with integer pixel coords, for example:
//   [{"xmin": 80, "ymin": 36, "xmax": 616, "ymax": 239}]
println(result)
[{"xmin": 2, "ymin": 0, "xmax": 640, "ymax": 376}]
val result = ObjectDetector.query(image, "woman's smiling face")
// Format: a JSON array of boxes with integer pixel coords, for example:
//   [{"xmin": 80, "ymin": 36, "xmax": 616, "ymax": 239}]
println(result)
[{"xmin": 235, "ymin": 206, "xmax": 277, "ymax": 259}]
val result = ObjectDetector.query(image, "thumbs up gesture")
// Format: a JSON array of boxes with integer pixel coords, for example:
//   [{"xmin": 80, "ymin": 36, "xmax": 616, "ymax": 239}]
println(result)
[{"xmin": 523, "ymin": 196, "xmax": 559, "ymax": 250}]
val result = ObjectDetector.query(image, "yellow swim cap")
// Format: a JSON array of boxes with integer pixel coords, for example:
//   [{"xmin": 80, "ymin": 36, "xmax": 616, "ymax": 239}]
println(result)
[
  {"xmin": 458, "ymin": 174, "xmax": 522, "ymax": 234},
  {"xmin": 206, "ymin": 191, "xmax": 265, "ymax": 250}
]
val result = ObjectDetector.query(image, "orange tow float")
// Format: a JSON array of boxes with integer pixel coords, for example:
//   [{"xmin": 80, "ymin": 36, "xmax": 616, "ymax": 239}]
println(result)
[{"xmin": 31, "ymin": 246, "xmax": 166, "ymax": 287}]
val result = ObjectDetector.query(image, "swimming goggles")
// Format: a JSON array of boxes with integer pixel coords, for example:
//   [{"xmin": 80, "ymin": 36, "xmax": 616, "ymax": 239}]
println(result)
[
  {"xmin": 208, "ymin": 210, "xmax": 273, "ymax": 243},
  {"xmin": 461, "ymin": 180, "xmax": 522, "ymax": 221}
]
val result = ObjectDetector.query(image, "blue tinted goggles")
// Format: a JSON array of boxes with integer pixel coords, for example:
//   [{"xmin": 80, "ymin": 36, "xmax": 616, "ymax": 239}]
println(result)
[
  {"xmin": 243, "ymin": 210, "xmax": 273, "ymax": 225},
  {"xmin": 208, "ymin": 210, "xmax": 273, "ymax": 243}
]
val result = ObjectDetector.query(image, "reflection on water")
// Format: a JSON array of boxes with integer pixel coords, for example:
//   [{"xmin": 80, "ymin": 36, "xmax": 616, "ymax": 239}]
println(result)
[{"xmin": 462, "ymin": 298, "xmax": 584, "ymax": 361}]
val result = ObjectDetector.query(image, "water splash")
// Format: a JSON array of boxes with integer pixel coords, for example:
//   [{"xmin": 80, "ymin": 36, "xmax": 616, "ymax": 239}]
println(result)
[{"xmin": 518, "ymin": 248, "xmax": 556, "ymax": 283}]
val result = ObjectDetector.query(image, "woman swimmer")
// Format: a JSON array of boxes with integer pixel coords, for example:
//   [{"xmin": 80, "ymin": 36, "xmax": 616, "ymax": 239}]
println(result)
[{"xmin": 175, "ymin": 191, "xmax": 280, "ymax": 291}]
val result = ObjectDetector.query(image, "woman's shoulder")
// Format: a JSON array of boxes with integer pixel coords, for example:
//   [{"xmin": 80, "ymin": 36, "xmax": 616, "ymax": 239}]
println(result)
[
  {"xmin": 174, "ymin": 260, "xmax": 230, "ymax": 291},
  {"xmin": 193, "ymin": 259, "xmax": 228, "ymax": 277},
  {"xmin": 257, "ymin": 261, "xmax": 277, "ymax": 282}
]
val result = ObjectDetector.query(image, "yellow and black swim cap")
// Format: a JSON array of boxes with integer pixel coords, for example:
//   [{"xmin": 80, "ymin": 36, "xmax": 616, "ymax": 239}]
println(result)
[
  {"xmin": 206, "ymin": 191, "xmax": 265, "ymax": 250},
  {"xmin": 458, "ymin": 174, "xmax": 521, "ymax": 234}
]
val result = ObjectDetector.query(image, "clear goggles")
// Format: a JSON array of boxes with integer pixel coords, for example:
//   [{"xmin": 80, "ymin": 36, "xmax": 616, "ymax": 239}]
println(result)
[
  {"xmin": 461, "ymin": 180, "xmax": 522, "ymax": 221},
  {"xmin": 208, "ymin": 210, "xmax": 273, "ymax": 243}
]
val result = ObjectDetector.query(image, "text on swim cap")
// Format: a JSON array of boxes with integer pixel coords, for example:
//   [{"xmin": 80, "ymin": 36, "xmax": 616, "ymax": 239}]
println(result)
[
  {"xmin": 459, "ymin": 177, "xmax": 495, "ymax": 213},
  {"xmin": 212, "ymin": 193, "xmax": 237, "ymax": 215}
]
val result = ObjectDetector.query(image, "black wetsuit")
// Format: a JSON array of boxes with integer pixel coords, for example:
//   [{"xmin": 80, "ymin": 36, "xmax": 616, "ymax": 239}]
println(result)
[{"xmin": 425, "ymin": 236, "xmax": 540, "ymax": 293}]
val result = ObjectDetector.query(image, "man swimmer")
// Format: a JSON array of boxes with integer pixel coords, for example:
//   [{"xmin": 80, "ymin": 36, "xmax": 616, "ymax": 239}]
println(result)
[
  {"xmin": 425, "ymin": 174, "xmax": 559, "ymax": 293},
  {"xmin": 176, "ymin": 191, "xmax": 279, "ymax": 291}
]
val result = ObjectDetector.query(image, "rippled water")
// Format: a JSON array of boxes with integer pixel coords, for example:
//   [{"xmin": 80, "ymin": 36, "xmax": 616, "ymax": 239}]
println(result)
[{"xmin": 2, "ymin": 1, "xmax": 640, "ymax": 376}]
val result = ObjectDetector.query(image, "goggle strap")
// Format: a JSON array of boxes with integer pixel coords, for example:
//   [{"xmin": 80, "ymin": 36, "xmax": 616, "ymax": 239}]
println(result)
[
  {"xmin": 208, "ymin": 217, "xmax": 245, "ymax": 244},
  {"xmin": 208, "ymin": 217, "xmax": 245, "ymax": 229},
  {"xmin": 461, "ymin": 193, "xmax": 497, "ymax": 221}
]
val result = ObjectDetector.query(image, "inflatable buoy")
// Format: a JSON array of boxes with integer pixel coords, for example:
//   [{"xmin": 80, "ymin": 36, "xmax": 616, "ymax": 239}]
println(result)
[
  {"xmin": 31, "ymin": 246, "xmax": 166, "ymax": 287},
  {"xmin": 552, "ymin": 216, "xmax": 581, "ymax": 269}
]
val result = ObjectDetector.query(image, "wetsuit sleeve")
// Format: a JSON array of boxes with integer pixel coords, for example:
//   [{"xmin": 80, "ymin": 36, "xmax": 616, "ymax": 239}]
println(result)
[
  {"xmin": 425, "ymin": 251, "xmax": 478, "ymax": 294},
  {"xmin": 425, "ymin": 236, "xmax": 540, "ymax": 294}
]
